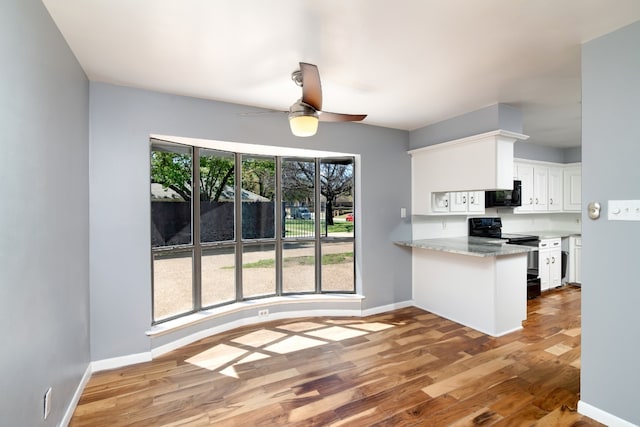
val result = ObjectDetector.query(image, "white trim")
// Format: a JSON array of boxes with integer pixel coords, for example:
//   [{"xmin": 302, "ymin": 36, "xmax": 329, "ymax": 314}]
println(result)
[
  {"xmin": 60, "ymin": 364, "xmax": 92, "ymax": 427},
  {"xmin": 151, "ymin": 133, "xmax": 356, "ymax": 158},
  {"xmin": 146, "ymin": 294, "xmax": 365, "ymax": 337},
  {"xmin": 150, "ymin": 308, "xmax": 362, "ymax": 358},
  {"xmin": 91, "ymin": 352, "xmax": 152, "ymax": 373},
  {"xmin": 578, "ymin": 401, "xmax": 638, "ymax": 427},
  {"xmin": 361, "ymin": 300, "xmax": 413, "ymax": 316},
  {"xmin": 407, "ymin": 129, "xmax": 529, "ymax": 156}
]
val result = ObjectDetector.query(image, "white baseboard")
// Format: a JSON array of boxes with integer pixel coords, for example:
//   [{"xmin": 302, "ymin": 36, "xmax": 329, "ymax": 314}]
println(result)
[
  {"xmin": 91, "ymin": 352, "xmax": 152, "ymax": 373},
  {"xmin": 578, "ymin": 400, "xmax": 638, "ymax": 427},
  {"xmin": 361, "ymin": 300, "xmax": 413, "ymax": 316},
  {"xmin": 60, "ymin": 364, "xmax": 92, "ymax": 427}
]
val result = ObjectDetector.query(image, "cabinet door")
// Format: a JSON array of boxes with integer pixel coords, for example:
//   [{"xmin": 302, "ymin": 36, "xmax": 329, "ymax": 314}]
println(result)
[
  {"xmin": 515, "ymin": 163, "xmax": 534, "ymax": 212},
  {"xmin": 432, "ymin": 192, "xmax": 450, "ymax": 212},
  {"xmin": 533, "ymin": 167, "xmax": 548, "ymax": 211},
  {"xmin": 449, "ymin": 192, "xmax": 468, "ymax": 212},
  {"xmin": 547, "ymin": 167, "xmax": 563, "ymax": 212},
  {"xmin": 549, "ymin": 247, "xmax": 562, "ymax": 287},
  {"xmin": 575, "ymin": 246, "xmax": 582, "ymax": 283},
  {"xmin": 539, "ymin": 251, "xmax": 551, "ymax": 291},
  {"xmin": 468, "ymin": 191, "xmax": 485, "ymax": 212},
  {"xmin": 563, "ymin": 165, "xmax": 582, "ymax": 212}
]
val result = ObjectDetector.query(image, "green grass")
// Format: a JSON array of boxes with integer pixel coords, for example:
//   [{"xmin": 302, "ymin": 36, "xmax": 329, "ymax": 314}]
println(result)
[
  {"xmin": 327, "ymin": 222, "xmax": 354, "ymax": 233},
  {"xmin": 236, "ymin": 252, "xmax": 354, "ymax": 269},
  {"xmin": 284, "ymin": 219, "xmax": 353, "ymax": 236}
]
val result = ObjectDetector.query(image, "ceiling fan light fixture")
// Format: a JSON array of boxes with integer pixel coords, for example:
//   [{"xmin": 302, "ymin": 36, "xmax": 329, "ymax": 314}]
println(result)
[{"xmin": 288, "ymin": 100, "xmax": 319, "ymax": 137}]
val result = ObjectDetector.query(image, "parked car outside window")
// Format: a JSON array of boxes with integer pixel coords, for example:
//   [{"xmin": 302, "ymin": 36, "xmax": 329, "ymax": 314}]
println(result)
[{"xmin": 294, "ymin": 207, "xmax": 312, "ymax": 220}]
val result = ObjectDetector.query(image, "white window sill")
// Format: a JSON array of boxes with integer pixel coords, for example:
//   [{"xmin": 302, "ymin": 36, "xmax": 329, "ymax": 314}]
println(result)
[{"xmin": 146, "ymin": 293, "xmax": 365, "ymax": 337}]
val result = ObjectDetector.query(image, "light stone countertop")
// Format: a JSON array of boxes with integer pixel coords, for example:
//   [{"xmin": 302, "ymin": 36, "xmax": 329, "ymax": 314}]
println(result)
[
  {"xmin": 394, "ymin": 236, "xmax": 535, "ymax": 258},
  {"xmin": 511, "ymin": 230, "xmax": 581, "ymax": 239}
]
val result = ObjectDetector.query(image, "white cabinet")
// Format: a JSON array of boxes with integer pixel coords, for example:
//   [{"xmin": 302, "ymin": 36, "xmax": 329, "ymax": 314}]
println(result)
[
  {"xmin": 515, "ymin": 163, "xmax": 535, "ymax": 212},
  {"xmin": 563, "ymin": 165, "xmax": 582, "ymax": 212},
  {"xmin": 539, "ymin": 238, "xmax": 562, "ymax": 291},
  {"xmin": 547, "ymin": 167, "xmax": 563, "ymax": 211},
  {"xmin": 514, "ymin": 161, "xmax": 570, "ymax": 213},
  {"xmin": 468, "ymin": 191, "xmax": 485, "ymax": 212},
  {"xmin": 569, "ymin": 236, "xmax": 582, "ymax": 283},
  {"xmin": 432, "ymin": 191, "xmax": 485, "ymax": 214},
  {"xmin": 432, "ymin": 192, "xmax": 450, "ymax": 213},
  {"xmin": 533, "ymin": 167, "xmax": 549, "ymax": 211},
  {"xmin": 409, "ymin": 130, "xmax": 529, "ymax": 215}
]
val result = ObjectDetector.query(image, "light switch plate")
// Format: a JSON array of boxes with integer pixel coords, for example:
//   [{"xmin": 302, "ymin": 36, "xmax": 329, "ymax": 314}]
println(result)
[{"xmin": 608, "ymin": 200, "xmax": 640, "ymax": 221}]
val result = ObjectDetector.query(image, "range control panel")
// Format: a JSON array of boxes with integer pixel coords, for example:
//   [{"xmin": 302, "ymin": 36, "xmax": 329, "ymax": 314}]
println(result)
[{"xmin": 608, "ymin": 200, "xmax": 640, "ymax": 221}]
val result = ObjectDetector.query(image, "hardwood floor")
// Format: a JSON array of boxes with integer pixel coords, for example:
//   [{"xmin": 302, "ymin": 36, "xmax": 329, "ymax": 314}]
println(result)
[{"xmin": 71, "ymin": 285, "xmax": 604, "ymax": 426}]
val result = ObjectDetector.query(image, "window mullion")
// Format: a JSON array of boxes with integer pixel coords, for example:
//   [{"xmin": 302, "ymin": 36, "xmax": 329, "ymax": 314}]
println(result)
[
  {"xmin": 234, "ymin": 153, "xmax": 243, "ymax": 301},
  {"xmin": 315, "ymin": 157, "xmax": 322, "ymax": 293},
  {"xmin": 192, "ymin": 147, "xmax": 202, "ymax": 312},
  {"xmin": 275, "ymin": 156, "xmax": 283, "ymax": 296}
]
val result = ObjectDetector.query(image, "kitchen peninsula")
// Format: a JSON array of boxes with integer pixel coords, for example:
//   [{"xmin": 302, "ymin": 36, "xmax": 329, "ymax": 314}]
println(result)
[{"xmin": 396, "ymin": 237, "xmax": 533, "ymax": 337}]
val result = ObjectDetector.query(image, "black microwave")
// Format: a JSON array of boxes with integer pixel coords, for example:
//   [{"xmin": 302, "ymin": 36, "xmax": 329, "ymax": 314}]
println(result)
[{"xmin": 485, "ymin": 180, "xmax": 522, "ymax": 207}]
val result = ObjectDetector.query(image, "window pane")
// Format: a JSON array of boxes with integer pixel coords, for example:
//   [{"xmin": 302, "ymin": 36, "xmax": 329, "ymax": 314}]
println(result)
[
  {"xmin": 320, "ymin": 240, "xmax": 354, "ymax": 292},
  {"xmin": 282, "ymin": 241, "xmax": 316, "ymax": 293},
  {"xmin": 153, "ymin": 249, "xmax": 194, "ymax": 321},
  {"xmin": 241, "ymin": 155, "xmax": 275, "ymax": 239},
  {"xmin": 151, "ymin": 142, "xmax": 192, "ymax": 247},
  {"xmin": 242, "ymin": 243, "xmax": 276, "ymax": 298},
  {"xmin": 321, "ymin": 158, "xmax": 354, "ymax": 238},
  {"xmin": 200, "ymin": 149, "xmax": 235, "ymax": 242},
  {"xmin": 201, "ymin": 246, "xmax": 235, "ymax": 307},
  {"xmin": 282, "ymin": 158, "xmax": 316, "ymax": 239}
]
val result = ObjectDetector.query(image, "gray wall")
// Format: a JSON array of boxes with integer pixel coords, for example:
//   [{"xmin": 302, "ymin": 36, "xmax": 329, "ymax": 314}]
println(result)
[
  {"xmin": 89, "ymin": 82, "xmax": 412, "ymax": 360},
  {"xmin": 409, "ymin": 103, "xmax": 523, "ymax": 149},
  {"xmin": 581, "ymin": 22, "xmax": 640, "ymax": 425},
  {"xmin": 0, "ymin": 1, "xmax": 90, "ymax": 426}
]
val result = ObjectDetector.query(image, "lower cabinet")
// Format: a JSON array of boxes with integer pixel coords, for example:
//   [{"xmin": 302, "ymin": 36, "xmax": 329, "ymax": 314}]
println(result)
[
  {"xmin": 569, "ymin": 236, "xmax": 582, "ymax": 283},
  {"xmin": 539, "ymin": 238, "xmax": 562, "ymax": 291}
]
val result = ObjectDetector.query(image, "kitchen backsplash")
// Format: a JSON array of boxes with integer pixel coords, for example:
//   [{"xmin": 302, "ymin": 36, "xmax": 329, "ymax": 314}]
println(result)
[{"xmin": 411, "ymin": 211, "xmax": 581, "ymax": 240}]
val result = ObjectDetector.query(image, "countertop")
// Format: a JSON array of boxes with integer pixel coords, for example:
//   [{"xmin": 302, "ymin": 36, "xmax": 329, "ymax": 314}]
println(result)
[
  {"xmin": 394, "ymin": 236, "xmax": 535, "ymax": 258},
  {"xmin": 511, "ymin": 230, "xmax": 581, "ymax": 239}
]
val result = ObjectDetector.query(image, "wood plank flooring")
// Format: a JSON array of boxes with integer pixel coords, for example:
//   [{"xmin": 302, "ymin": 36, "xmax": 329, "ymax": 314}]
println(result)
[{"xmin": 70, "ymin": 285, "xmax": 604, "ymax": 426}]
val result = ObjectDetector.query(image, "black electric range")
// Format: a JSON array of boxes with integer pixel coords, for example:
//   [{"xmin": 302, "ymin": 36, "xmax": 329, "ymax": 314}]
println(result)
[
  {"xmin": 469, "ymin": 218, "xmax": 541, "ymax": 299},
  {"xmin": 468, "ymin": 217, "xmax": 538, "ymax": 243}
]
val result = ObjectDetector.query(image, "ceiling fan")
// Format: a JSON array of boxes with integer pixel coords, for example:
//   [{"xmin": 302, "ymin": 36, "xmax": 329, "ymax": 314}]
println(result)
[{"xmin": 288, "ymin": 62, "xmax": 367, "ymax": 137}]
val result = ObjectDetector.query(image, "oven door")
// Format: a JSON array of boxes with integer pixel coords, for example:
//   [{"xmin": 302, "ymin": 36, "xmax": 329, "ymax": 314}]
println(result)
[{"xmin": 517, "ymin": 240, "xmax": 540, "ymax": 277}]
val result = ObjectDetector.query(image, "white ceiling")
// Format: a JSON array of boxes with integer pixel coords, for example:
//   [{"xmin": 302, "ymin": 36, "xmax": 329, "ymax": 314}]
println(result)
[{"xmin": 42, "ymin": 0, "xmax": 640, "ymax": 148}]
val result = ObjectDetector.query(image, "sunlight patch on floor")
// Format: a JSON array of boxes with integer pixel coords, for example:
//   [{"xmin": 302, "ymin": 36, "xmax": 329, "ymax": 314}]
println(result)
[
  {"xmin": 185, "ymin": 321, "xmax": 395, "ymax": 378},
  {"xmin": 185, "ymin": 343, "xmax": 248, "ymax": 371}
]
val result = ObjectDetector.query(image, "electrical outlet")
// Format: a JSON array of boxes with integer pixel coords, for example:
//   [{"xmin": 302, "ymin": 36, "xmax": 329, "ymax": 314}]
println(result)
[
  {"xmin": 258, "ymin": 309, "xmax": 269, "ymax": 317},
  {"xmin": 44, "ymin": 387, "xmax": 52, "ymax": 420}
]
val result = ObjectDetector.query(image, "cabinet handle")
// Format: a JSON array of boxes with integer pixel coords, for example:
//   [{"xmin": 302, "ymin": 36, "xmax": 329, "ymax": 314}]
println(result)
[
  {"xmin": 529, "ymin": 198, "xmax": 533, "ymax": 205},
  {"xmin": 470, "ymin": 195, "xmax": 475, "ymax": 203},
  {"xmin": 445, "ymin": 200, "xmax": 448, "ymax": 208},
  {"xmin": 535, "ymin": 198, "xmax": 539, "ymax": 205},
  {"xmin": 546, "ymin": 258, "xmax": 550, "ymax": 265},
  {"xmin": 551, "ymin": 257, "xmax": 556, "ymax": 264},
  {"xmin": 550, "ymin": 198, "xmax": 553, "ymax": 204}
]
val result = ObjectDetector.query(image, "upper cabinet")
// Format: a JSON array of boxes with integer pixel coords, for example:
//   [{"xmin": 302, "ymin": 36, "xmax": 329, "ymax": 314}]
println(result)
[
  {"xmin": 432, "ymin": 191, "xmax": 485, "ymax": 214},
  {"xmin": 514, "ymin": 160, "xmax": 581, "ymax": 214},
  {"xmin": 410, "ymin": 130, "xmax": 529, "ymax": 215},
  {"xmin": 563, "ymin": 164, "xmax": 582, "ymax": 212}
]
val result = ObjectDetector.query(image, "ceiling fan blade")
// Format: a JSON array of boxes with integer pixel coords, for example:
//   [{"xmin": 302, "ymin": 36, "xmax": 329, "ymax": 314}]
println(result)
[
  {"xmin": 300, "ymin": 62, "xmax": 322, "ymax": 111},
  {"xmin": 318, "ymin": 111, "xmax": 367, "ymax": 122}
]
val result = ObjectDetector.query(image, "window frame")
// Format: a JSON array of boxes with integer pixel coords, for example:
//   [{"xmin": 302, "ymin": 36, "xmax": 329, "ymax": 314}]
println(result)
[{"xmin": 150, "ymin": 139, "xmax": 355, "ymax": 325}]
